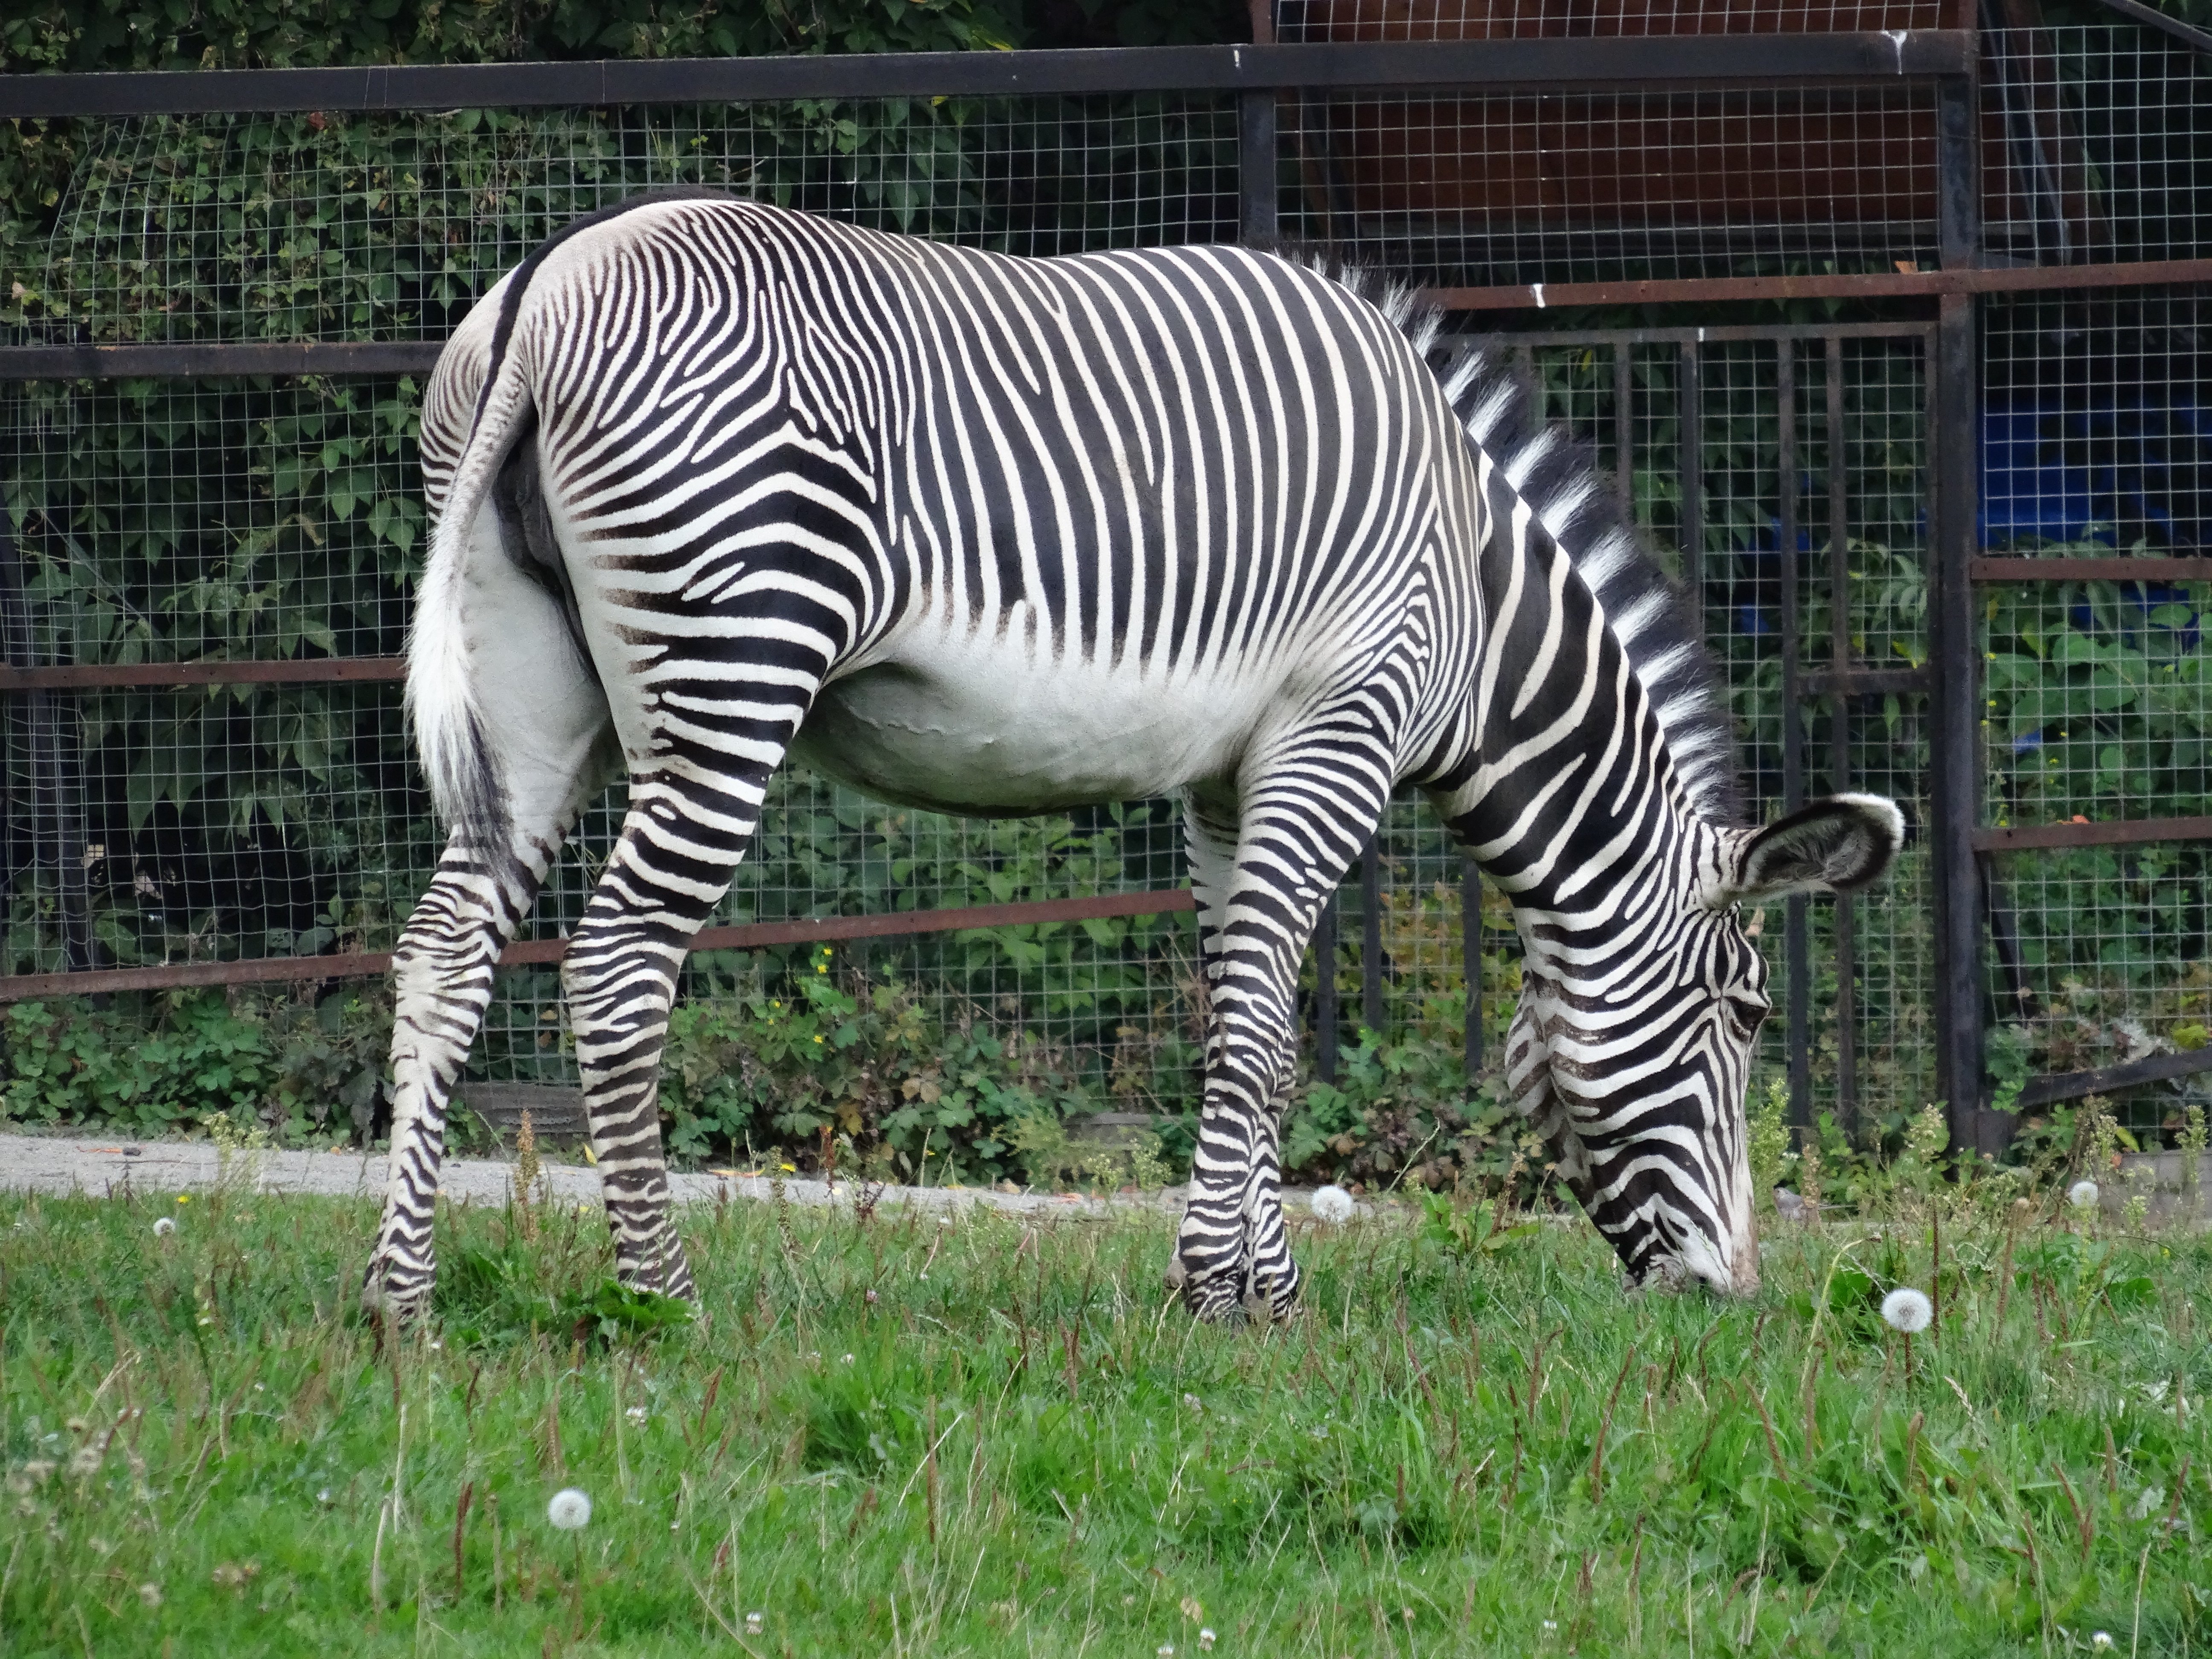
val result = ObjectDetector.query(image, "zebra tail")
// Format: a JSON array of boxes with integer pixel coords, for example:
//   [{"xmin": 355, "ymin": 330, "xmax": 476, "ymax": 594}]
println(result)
[{"xmin": 405, "ymin": 345, "xmax": 537, "ymax": 848}]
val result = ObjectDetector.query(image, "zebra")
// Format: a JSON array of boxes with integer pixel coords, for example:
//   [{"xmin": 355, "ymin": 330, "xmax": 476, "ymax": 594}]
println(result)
[{"xmin": 364, "ymin": 190, "xmax": 1903, "ymax": 1323}]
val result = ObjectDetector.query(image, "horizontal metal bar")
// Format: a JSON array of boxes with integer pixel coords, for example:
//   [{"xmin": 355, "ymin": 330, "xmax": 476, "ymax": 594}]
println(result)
[
  {"xmin": 2015, "ymin": 1045, "xmax": 2212, "ymax": 1112},
  {"xmin": 0, "ymin": 315, "xmax": 1963, "ymax": 385},
  {"xmin": 1456, "ymin": 321, "xmax": 1937, "ymax": 349},
  {"xmin": 1970, "ymin": 556, "xmax": 2212, "ymax": 583},
  {"xmin": 0, "ymin": 658, "xmax": 407, "ymax": 691},
  {"xmin": 0, "ymin": 342, "xmax": 442, "ymax": 381},
  {"xmin": 1803, "ymin": 665, "xmax": 1929, "ymax": 696},
  {"xmin": 0, "ymin": 888, "xmax": 1197, "ymax": 1004},
  {"xmin": 1972, "ymin": 815, "xmax": 2212, "ymax": 851},
  {"xmin": 0, "ymin": 35, "xmax": 1974, "ymax": 119},
  {"xmin": 1432, "ymin": 256, "xmax": 2212, "ymax": 313}
]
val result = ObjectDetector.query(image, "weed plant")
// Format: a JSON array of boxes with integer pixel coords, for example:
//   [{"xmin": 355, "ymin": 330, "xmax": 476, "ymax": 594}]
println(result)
[{"xmin": 2, "ymin": 1174, "xmax": 2206, "ymax": 1656}]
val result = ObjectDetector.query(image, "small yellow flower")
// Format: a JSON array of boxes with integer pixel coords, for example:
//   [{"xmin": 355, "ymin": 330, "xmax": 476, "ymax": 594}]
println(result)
[
  {"xmin": 176, "ymin": 1195, "xmax": 189, "ymax": 1205},
  {"xmin": 812, "ymin": 1034, "xmax": 824, "ymax": 1043}
]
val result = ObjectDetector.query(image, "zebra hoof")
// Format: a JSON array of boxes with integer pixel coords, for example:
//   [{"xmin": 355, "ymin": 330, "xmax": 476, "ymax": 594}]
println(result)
[
  {"xmin": 1162, "ymin": 1255, "xmax": 1190, "ymax": 1292},
  {"xmin": 358, "ymin": 1263, "xmax": 433, "ymax": 1328}
]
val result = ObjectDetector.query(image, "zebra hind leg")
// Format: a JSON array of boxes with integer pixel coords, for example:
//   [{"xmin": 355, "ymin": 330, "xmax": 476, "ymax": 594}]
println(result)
[
  {"xmin": 560, "ymin": 773, "xmax": 768, "ymax": 1301},
  {"xmin": 1169, "ymin": 752, "xmax": 1385, "ymax": 1322}
]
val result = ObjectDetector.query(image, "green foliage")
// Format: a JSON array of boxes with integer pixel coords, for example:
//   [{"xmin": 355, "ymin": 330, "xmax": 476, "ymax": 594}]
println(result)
[
  {"xmin": 0, "ymin": 987, "xmax": 388, "ymax": 1141},
  {"xmin": 437, "ymin": 1223, "xmax": 694, "ymax": 1349},
  {"xmin": 1282, "ymin": 1027, "xmax": 1541, "ymax": 1196}
]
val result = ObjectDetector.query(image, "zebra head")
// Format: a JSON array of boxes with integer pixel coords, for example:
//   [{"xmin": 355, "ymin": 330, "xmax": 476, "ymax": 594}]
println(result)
[{"xmin": 1508, "ymin": 793, "xmax": 1906, "ymax": 1297}]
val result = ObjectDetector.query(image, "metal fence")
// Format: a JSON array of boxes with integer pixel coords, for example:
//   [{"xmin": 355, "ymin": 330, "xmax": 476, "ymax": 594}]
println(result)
[{"xmin": 3, "ymin": 12, "xmax": 2210, "ymax": 1157}]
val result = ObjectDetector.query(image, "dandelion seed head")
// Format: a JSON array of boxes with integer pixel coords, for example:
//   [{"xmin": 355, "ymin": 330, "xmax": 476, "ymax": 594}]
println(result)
[
  {"xmin": 2093, "ymin": 1633, "xmax": 2115, "ymax": 1650},
  {"xmin": 547, "ymin": 1487, "xmax": 592, "ymax": 1530},
  {"xmin": 1199, "ymin": 1631, "xmax": 1217, "ymax": 1652},
  {"xmin": 152, "ymin": 1217, "xmax": 176, "ymax": 1237},
  {"xmin": 1158, "ymin": 1645, "xmax": 1175, "ymax": 1658},
  {"xmin": 2070, "ymin": 1179, "xmax": 2100, "ymax": 1211},
  {"xmin": 840, "ymin": 1353, "xmax": 855, "ymax": 1365},
  {"xmin": 138, "ymin": 1583, "xmax": 162, "ymax": 1608},
  {"xmin": 1881, "ymin": 1288, "xmax": 1933, "ymax": 1333},
  {"xmin": 1310, "ymin": 1185, "xmax": 1355, "ymax": 1225},
  {"xmin": 625, "ymin": 1405, "xmax": 648, "ymax": 1423},
  {"xmin": 745, "ymin": 1612, "xmax": 765, "ymax": 1635}
]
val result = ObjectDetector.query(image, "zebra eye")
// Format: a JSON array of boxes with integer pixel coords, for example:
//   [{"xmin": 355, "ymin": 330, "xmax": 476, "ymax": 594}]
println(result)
[{"xmin": 1721, "ymin": 998, "xmax": 1767, "ymax": 1039}]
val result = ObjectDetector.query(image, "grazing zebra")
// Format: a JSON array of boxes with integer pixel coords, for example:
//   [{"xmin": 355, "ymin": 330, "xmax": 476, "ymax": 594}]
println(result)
[{"xmin": 365, "ymin": 191, "xmax": 1903, "ymax": 1322}]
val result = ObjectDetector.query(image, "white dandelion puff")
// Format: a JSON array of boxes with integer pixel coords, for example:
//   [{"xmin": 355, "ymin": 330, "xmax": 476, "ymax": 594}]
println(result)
[
  {"xmin": 1157, "ymin": 1645, "xmax": 1175, "ymax": 1658},
  {"xmin": 547, "ymin": 1488, "xmax": 592, "ymax": 1530},
  {"xmin": 745, "ymin": 1612, "xmax": 765, "ymax": 1636},
  {"xmin": 137, "ymin": 1583, "xmax": 162, "ymax": 1609},
  {"xmin": 1881, "ymin": 1289, "xmax": 1933, "ymax": 1333},
  {"xmin": 2069, "ymin": 1179, "xmax": 2100, "ymax": 1211},
  {"xmin": 152, "ymin": 1217, "xmax": 176, "ymax": 1237},
  {"xmin": 1310, "ymin": 1185, "xmax": 1355, "ymax": 1225},
  {"xmin": 1199, "ymin": 1630, "xmax": 1217, "ymax": 1652},
  {"xmin": 625, "ymin": 1406, "xmax": 649, "ymax": 1424},
  {"xmin": 840, "ymin": 1354, "xmax": 855, "ymax": 1365},
  {"xmin": 2093, "ymin": 1633, "xmax": 2115, "ymax": 1650}
]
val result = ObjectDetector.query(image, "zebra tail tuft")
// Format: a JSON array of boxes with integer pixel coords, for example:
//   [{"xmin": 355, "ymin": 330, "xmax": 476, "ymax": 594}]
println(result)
[{"xmin": 406, "ymin": 346, "xmax": 536, "ymax": 848}]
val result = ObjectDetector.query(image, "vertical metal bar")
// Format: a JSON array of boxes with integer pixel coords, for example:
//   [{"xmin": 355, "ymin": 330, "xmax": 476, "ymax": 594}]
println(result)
[
  {"xmin": 1360, "ymin": 836, "xmax": 1384, "ymax": 1037},
  {"xmin": 1677, "ymin": 341, "xmax": 1703, "ymax": 599},
  {"xmin": 1932, "ymin": 60, "xmax": 1990, "ymax": 1155},
  {"xmin": 1613, "ymin": 342, "xmax": 1635, "ymax": 520},
  {"xmin": 1825, "ymin": 334, "xmax": 1859, "ymax": 1125},
  {"xmin": 1777, "ymin": 342, "xmax": 1810, "ymax": 1129},
  {"xmin": 1511, "ymin": 345, "xmax": 1544, "ymax": 440},
  {"xmin": 0, "ymin": 513, "xmax": 95, "ymax": 978},
  {"xmin": 1979, "ymin": 854, "xmax": 2037, "ymax": 1021},
  {"xmin": 1238, "ymin": 89, "xmax": 1278, "ymax": 246},
  {"xmin": 1461, "ymin": 859, "xmax": 1483, "ymax": 1080},
  {"xmin": 1314, "ymin": 892, "xmax": 1339, "ymax": 1083}
]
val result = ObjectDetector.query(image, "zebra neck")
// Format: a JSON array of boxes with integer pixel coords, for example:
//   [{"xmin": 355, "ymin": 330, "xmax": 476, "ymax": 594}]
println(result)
[{"xmin": 1434, "ymin": 522, "xmax": 1711, "ymax": 937}]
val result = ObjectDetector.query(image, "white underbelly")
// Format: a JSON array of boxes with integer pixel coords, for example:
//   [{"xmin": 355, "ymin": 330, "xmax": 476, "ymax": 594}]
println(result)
[{"xmin": 791, "ymin": 617, "xmax": 1275, "ymax": 814}]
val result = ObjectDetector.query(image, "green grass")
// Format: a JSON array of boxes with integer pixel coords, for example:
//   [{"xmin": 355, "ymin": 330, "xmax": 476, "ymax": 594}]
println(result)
[{"xmin": 3, "ymin": 1179, "xmax": 2208, "ymax": 1657}]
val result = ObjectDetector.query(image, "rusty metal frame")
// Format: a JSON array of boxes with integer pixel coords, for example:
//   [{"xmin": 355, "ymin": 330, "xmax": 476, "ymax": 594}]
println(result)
[
  {"xmin": 4, "ymin": 36, "xmax": 2208, "ymax": 1148},
  {"xmin": 0, "ymin": 888, "xmax": 1198, "ymax": 1005}
]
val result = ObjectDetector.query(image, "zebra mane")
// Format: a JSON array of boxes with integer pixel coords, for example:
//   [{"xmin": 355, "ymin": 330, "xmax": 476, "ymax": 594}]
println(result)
[{"xmin": 1298, "ymin": 256, "xmax": 1743, "ymax": 826}]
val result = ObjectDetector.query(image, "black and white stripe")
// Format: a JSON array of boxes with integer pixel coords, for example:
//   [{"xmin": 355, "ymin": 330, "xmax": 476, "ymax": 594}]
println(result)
[{"xmin": 363, "ymin": 195, "xmax": 1902, "ymax": 1321}]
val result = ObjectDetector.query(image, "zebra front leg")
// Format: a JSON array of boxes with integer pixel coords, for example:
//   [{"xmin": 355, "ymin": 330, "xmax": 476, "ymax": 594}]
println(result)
[{"xmin": 1169, "ymin": 755, "xmax": 1384, "ymax": 1321}]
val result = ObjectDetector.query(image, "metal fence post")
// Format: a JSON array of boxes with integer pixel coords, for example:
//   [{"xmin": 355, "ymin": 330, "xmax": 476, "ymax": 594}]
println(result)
[
  {"xmin": 1359, "ymin": 837, "xmax": 1384, "ymax": 1036},
  {"xmin": 1677, "ymin": 341, "xmax": 1704, "ymax": 597},
  {"xmin": 1931, "ymin": 59, "xmax": 1991, "ymax": 1158},
  {"xmin": 1824, "ymin": 335, "xmax": 1860, "ymax": 1128},
  {"xmin": 1314, "ymin": 893, "xmax": 1339, "ymax": 1083},
  {"xmin": 1776, "ymin": 342, "xmax": 1812, "ymax": 1129},
  {"xmin": 1239, "ymin": 0, "xmax": 1278, "ymax": 246},
  {"xmin": 1461, "ymin": 860, "xmax": 1483, "ymax": 1080}
]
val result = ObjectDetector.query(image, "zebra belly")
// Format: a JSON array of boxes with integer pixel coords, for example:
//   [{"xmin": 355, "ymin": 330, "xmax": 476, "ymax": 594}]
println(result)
[{"xmin": 792, "ymin": 639, "xmax": 1263, "ymax": 815}]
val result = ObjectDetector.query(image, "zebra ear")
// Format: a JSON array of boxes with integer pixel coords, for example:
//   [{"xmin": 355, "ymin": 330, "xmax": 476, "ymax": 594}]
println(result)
[{"xmin": 1709, "ymin": 793, "xmax": 1906, "ymax": 908}]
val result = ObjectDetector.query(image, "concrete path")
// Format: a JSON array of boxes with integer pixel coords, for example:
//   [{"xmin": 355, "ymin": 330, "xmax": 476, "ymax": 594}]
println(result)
[{"xmin": 0, "ymin": 1132, "xmax": 1236, "ymax": 1218}]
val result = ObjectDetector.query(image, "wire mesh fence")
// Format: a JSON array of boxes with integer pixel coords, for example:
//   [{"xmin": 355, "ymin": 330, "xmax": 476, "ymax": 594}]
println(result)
[{"xmin": 4, "ymin": 20, "xmax": 2211, "ymax": 1161}]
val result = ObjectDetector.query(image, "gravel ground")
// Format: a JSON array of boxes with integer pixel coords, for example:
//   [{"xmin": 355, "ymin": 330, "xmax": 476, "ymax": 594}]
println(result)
[{"xmin": 0, "ymin": 1132, "xmax": 1241, "ymax": 1217}]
